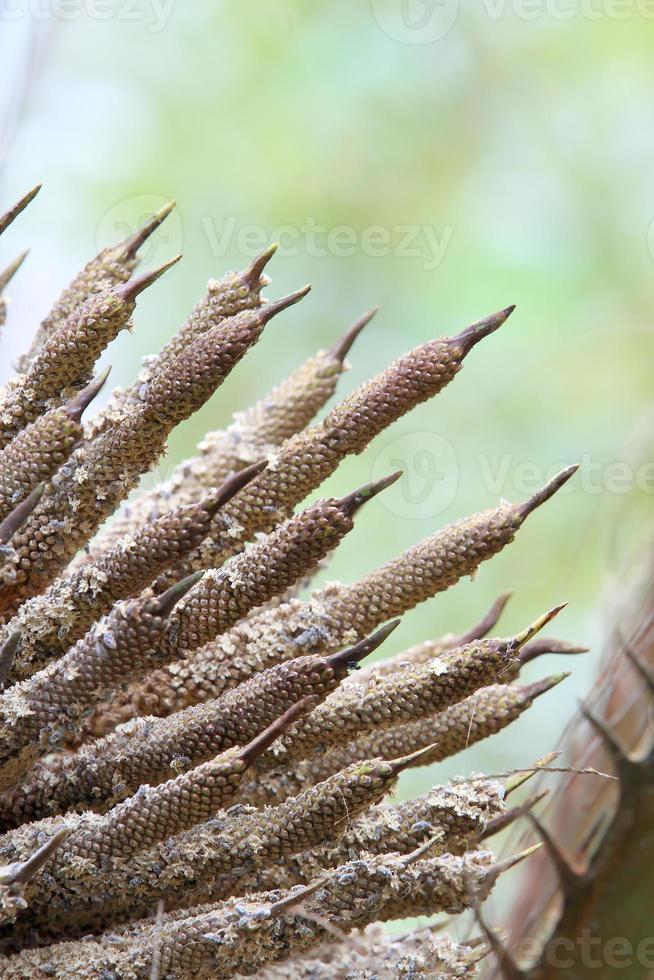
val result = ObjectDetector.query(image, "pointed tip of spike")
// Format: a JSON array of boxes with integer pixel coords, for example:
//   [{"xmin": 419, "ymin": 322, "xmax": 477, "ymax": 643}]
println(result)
[
  {"xmin": 237, "ymin": 698, "xmax": 312, "ymax": 766},
  {"xmin": 386, "ymin": 741, "xmax": 440, "ymax": 775},
  {"xmin": 0, "ymin": 632, "xmax": 19, "ymax": 688},
  {"xmin": 0, "ymin": 482, "xmax": 45, "ymax": 545},
  {"xmin": 493, "ymin": 842, "xmax": 544, "ymax": 877},
  {"xmin": 505, "ymin": 751, "xmax": 560, "ymax": 795},
  {"xmin": 260, "ymin": 284, "xmax": 311, "ymax": 322},
  {"xmin": 449, "ymin": 305, "xmax": 516, "ymax": 357},
  {"xmin": 114, "ymin": 254, "xmax": 182, "ymax": 303},
  {"xmin": 0, "ymin": 250, "xmax": 29, "ymax": 292},
  {"xmin": 517, "ymin": 464, "xmax": 580, "ymax": 521},
  {"xmin": 243, "ymin": 243, "xmax": 278, "ymax": 286},
  {"xmin": 324, "ymin": 620, "xmax": 401, "ymax": 673},
  {"xmin": 0, "ymin": 184, "xmax": 42, "ymax": 236},
  {"xmin": 519, "ymin": 637, "xmax": 589, "ymax": 666},
  {"xmin": 119, "ymin": 200, "xmax": 177, "ymax": 259},
  {"xmin": 0, "ymin": 826, "xmax": 69, "ymax": 885},
  {"xmin": 522, "ymin": 671, "xmax": 571, "ymax": 701},
  {"xmin": 66, "ymin": 367, "xmax": 112, "ymax": 423},
  {"xmin": 204, "ymin": 460, "xmax": 268, "ymax": 516},
  {"xmin": 152, "ymin": 570, "xmax": 205, "ymax": 618},
  {"xmin": 328, "ymin": 308, "xmax": 379, "ymax": 365},
  {"xmin": 512, "ymin": 604, "xmax": 568, "ymax": 649},
  {"xmin": 401, "ymin": 833, "xmax": 444, "ymax": 866},
  {"xmin": 268, "ymin": 876, "xmax": 327, "ymax": 916},
  {"xmin": 337, "ymin": 471, "xmax": 402, "ymax": 518}
]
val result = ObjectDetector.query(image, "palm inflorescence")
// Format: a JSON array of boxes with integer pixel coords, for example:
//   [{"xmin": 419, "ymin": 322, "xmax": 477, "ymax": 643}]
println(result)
[{"xmin": 0, "ymin": 186, "xmax": 583, "ymax": 978}]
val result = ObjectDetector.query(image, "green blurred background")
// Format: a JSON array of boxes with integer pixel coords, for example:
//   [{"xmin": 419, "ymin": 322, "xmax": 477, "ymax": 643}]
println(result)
[{"xmin": 0, "ymin": 0, "xmax": 652, "ymax": 877}]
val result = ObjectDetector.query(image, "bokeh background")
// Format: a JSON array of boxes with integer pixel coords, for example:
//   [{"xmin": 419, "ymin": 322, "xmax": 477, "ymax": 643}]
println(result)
[{"xmin": 0, "ymin": 0, "xmax": 652, "ymax": 930}]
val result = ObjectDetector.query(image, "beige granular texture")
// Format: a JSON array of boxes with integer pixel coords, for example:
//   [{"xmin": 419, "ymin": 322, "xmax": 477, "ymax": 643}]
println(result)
[
  {"xmin": 15, "ymin": 215, "xmax": 161, "ymax": 371},
  {"xmin": 2, "ymin": 758, "xmax": 408, "ymax": 934},
  {"xmin": 167, "ymin": 497, "xmax": 357, "ymax": 651},
  {"xmin": 231, "ymin": 779, "xmax": 504, "ymax": 894},
  {"xmin": 0, "ymin": 851, "xmax": 500, "ymax": 977},
  {"xmin": 247, "ymin": 679, "xmax": 550, "ymax": 805},
  {"xmin": 0, "ymin": 406, "xmax": 82, "ymax": 524},
  {"xmin": 0, "ymin": 295, "xmax": 302, "ymax": 611},
  {"xmin": 3, "ymin": 492, "xmax": 226, "ymax": 682},
  {"xmin": 242, "ymin": 926, "xmax": 482, "ymax": 979},
  {"xmin": 96, "ymin": 497, "xmax": 526, "ymax": 729},
  {"xmin": 256, "ymin": 635, "xmax": 522, "ymax": 766},
  {"xmin": 0, "ymin": 583, "xmax": 204, "ymax": 791},
  {"xmin": 0, "ymin": 645, "xmax": 361, "ymax": 823},
  {"xmin": 87, "ymin": 333, "xmax": 357, "ymax": 558},
  {"xmin": 0, "ymin": 288, "xmax": 136, "ymax": 450},
  {"xmin": 91, "ymin": 252, "xmax": 271, "ymax": 434}
]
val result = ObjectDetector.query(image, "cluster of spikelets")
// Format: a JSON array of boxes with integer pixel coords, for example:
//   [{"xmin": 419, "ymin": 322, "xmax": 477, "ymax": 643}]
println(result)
[{"xmin": 0, "ymin": 185, "xmax": 587, "ymax": 979}]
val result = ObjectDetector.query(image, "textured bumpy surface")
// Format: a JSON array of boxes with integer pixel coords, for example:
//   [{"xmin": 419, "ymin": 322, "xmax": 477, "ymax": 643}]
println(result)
[{"xmin": 0, "ymin": 190, "xmax": 588, "ymax": 978}]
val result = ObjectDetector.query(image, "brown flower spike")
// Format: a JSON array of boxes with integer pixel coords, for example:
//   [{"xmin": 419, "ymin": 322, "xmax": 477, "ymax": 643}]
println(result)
[{"xmin": 0, "ymin": 189, "xmax": 585, "ymax": 980}]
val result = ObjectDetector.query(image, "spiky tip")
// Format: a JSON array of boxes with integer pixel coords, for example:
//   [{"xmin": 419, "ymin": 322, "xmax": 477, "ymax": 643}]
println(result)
[
  {"xmin": 521, "ymin": 671, "xmax": 571, "ymax": 701},
  {"xmin": 114, "ymin": 253, "xmax": 182, "ymax": 303},
  {"xmin": 0, "ymin": 483, "xmax": 45, "ymax": 545},
  {"xmin": 492, "ymin": 842, "xmax": 544, "ymax": 877},
  {"xmin": 449, "ymin": 304, "xmax": 516, "ymax": 357},
  {"xmin": 0, "ymin": 250, "xmax": 29, "ymax": 292},
  {"xmin": 328, "ymin": 307, "xmax": 379, "ymax": 365},
  {"xmin": 401, "ymin": 833, "xmax": 444, "ymax": 866},
  {"xmin": 259, "ymin": 284, "xmax": 311, "ymax": 322},
  {"xmin": 0, "ymin": 827, "xmax": 69, "ymax": 885},
  {"xmin": 517, "ymin": 464, "xmax": 580, "ymax": 520},
  {"xmin": 152, "ymin": 570, "xmax": 205, "ymax": 618},
  {"xmin": 324, "ymin": 619, "xmax": 401, "ymax": 672},
  {"xmin": 119, "ymin": 200, "xmax": 177, "ymax": 259},
  {"xmin": 337, "ymin": 471, "xmax": 402, "ymax": 518},
  {"xmin": 237, "ymin": 698, "xmax": 312, "ymax": 766},
  {"xmin": 519, "ymin": 637, "xmax": 589, "ymax": 666},
  {"xmin": 243, "ymin": 243, "xmax": 278, "ymax": 286},
  {"xmin": 268, "ymin": 876, "xmax": 327, "ymax": 916},
  {"xmin": 512, "ymin": 605, "xmax": 568, "ymax": 649},
  {"xmin": 505, "ymin": 751, "xmax": 560, "ymax": 795},
  {"xmin": 0, "ymin": 184, "xmax": 41, "ymax": 237},
  {"xmin": 205, "ymin": 460, "xmax": 268, "ymax": 515},
  {"xmin": 386, "ymin": 741, "xmax": 440, "ymax": 775},
  {"xmin": 66, "ymin": 367, "xmax": 112, "ymax": 423}
]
